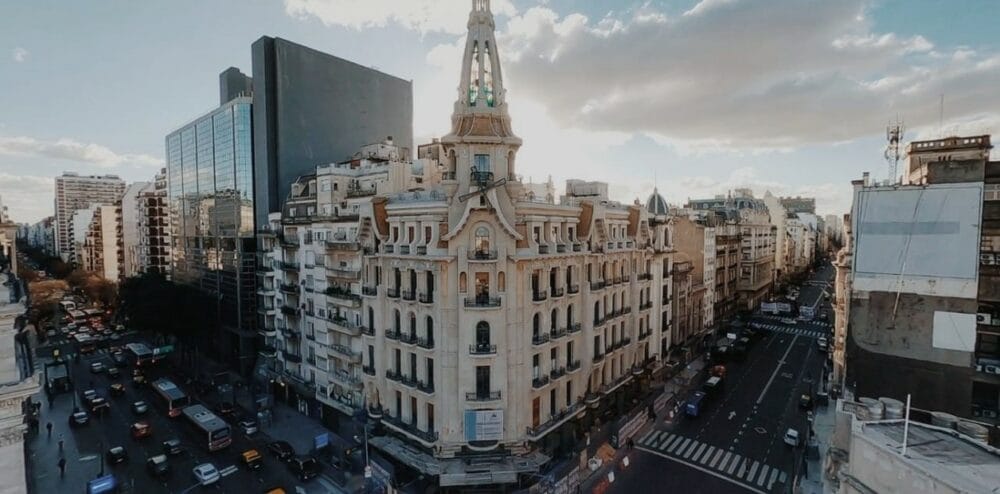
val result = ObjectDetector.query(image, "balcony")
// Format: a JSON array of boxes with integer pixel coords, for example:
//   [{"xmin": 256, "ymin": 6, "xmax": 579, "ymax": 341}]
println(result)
[
  {"xmin": 551, "ymin": 327, "xmax": 567, "ymax": 340},
  {"xmin": 567, "ymin": 284, "xmax": 580, "ymax": 294},
  {"xmin": 532, "ymin": 375, "xmax": 550, "ymax": 389},
  {"xmin": 469, "ymin": 343, "xmax": 497, "ymax": 356},
  {"xmin": 538, "ymin": 244, "xmax": 550, "ymax": 254},
  {"xmin": 471, "ymin": 169, "xmax": 494, "ymax": 187},
  {"xmin": 257, "ymin": 305, "xmax": 277, "ymax": 316},
  {"xmin": 640, "ymin": 301, "xmax": 653, "ymax": 311},
  {"xmin": 330, "ymin": 369, "xmax": 362, "ymax": 389},
  {"xmin": 362, "ymin": 285, "xmax": 378, "ymax": 297},
  {"xmin": 386, "ymin": 287, "xmax": 400, "ymax": 298},
  {"xmin": 532, "ymin": 291, "xmax": 548, "ymax": 302},
  {"xmin": 362, "ymin": 365, "xmax": 376, "ymax": 376},
  {"xmin": 469, "ymin": 249, "xmax": 498, "ymax": 261},
  {"xmin": 326, "ymin": 267, "xmax": 361, "ymax": 280},
  {"xmin": 324, "ymin": 287, "xmax": 362, "ymax": 306},
  {"xmin": 556, "ymin": 244, "xmax": 567, "ymax": 253},
  {"xmin": 282, "ymin": 351, "xmax": 302, "ymax": 364},
  {"xmin": 385, "ymin": 329, "xmax": 400, "ymax": 340},
  {"xmin": 550, "ymin": 366, "xmax": 566, "ymax": 380},
  {"xmin": 532, "ymin": 333, "xmax": 550, "ymax": 346},
  {"xmin": 572, "ymin": 243, "xmax": 582, "ymax": 252},
  {"xmin": 418, "ymin": 292, "xmax": 434, "ymax": 304},
  {"xmin": 382, "ymin": 414, "xmax": 439, "ymax": 446},
  {"xmin": 465, "ymin": 295, "xmax": 502, "ymax": 308},
  {"xmin": 279, "ymin": 237, "xmax": 299, "ymax": 249},
  {"xmin": 399, "ymin": 245, "xmax": 411, "ymax": 255},
  {"xmin": 279, "ymin": 283, "xmax": 300, "ymax": 295},
  {"xmin": 281, "ymin": 327, "xmax": 300, "ymax": 340},
  {"xmin": 329, "ymin": 344, "xmax": 361, "ymax": 363},
  {"xmin": 416, "ymin": 337, "xmax": 435, "ymax": 350},
  {"xmin": 384, "ymin": 245, "xmax": 395, "ymax": 254},
  {"xmin": 567, "ymin": 360, "xmax": 581, "ymax": 373},
  {"xmin": 590, "ymin": 280, "xmax": 606, "ymax": 291},
  {"xmin": 324, "ymin": 239, "xmax": 361, "ymax": 251},
  {"xmin": 416, "ymin": 245, "xmax": 427, "ymax": 255},
  {"xmin": 638, "ymin": 273, "xmax": 653, "ymax": 281},
  {"xmin": 401, "ymin": 290, "xmax": 416, "ymax": 301},
  {"xmin": 466, "ymin": 390, "xmax": 502, "ymax": 402},
  {"xmin": 592, "ymin": 353, "xmax": 605, "ymax": 364},
  {"xmin": 526, "ymin": 402, "xmax": 584, "ymax": 440},
  {"xmin": 399, "ymin": 332, "xmax": 418, "ymax": 345},
  {"xmin": 638, "ymin": 330, "xmax": 650, "ymax": 341},
  {"xmin": 567, "ymin": 323, "xmax": 582, "ymax": 334},
  {"xmin": 550, "ymin": 287, "xmax": 564, "ymax": 298},
  {"xmin": 416, "ymin": 380, "xmax": 435, "ymax": 395},
  {"xmin": 361, "ymin": 326, "xmax": 375, "ymax": 337},
  {"xmin": 279, "ymin": 261, "xmax": 300, "ymax": 271},
  {"xmin": 594, "ymin": 316, "xmax": 605, "ymax": 327},
  {"xmin": 280, "ymin": 305, "xmax": 300, "ymax": 317}
]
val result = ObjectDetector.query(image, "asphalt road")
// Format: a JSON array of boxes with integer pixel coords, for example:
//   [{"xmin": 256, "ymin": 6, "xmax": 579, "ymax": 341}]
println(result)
[
  {"xmin": 608, "ymin": 262, "xmax": 835, "ymax": 494},
  {"xmin": 26, "ymin": 332, "xmax": 345, "ymax": 494}
]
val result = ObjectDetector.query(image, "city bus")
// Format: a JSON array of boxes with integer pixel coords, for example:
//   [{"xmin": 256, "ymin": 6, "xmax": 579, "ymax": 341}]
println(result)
[
  {"xmin": 151, "ymin": 378, "xmax": 191, "ymax": 418},
  {"xmin": 181, "ymin": 404, "xmax": 232, "ymax": 451},
  {"xmin": 124, "ymin": 342, "xmax": 160, "ymax": 367}
]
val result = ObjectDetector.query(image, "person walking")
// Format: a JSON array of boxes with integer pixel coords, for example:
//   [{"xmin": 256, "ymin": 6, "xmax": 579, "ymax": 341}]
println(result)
[
  {"xmin": 58, "ymin": 457, "xmax": 66, "ymax": 478},
  {"xmin": 58, "ymin": 434, "xmax": 64, "ymax": 453},
  {"xmin": 46, "ymin": 422, "xmax": 52, "ymax": 438}
]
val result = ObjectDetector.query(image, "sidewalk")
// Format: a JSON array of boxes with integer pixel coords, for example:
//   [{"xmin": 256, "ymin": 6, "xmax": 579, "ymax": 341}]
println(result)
[{"xmin": 797, "ymin": 381, "xmax": 837, "ymax": 493}]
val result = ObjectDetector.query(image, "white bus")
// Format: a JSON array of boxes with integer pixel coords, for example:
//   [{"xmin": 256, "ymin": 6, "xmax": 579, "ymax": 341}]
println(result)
[{"xmin": 181, "ymin": 404, "xmax": 231, "ymax": 451}]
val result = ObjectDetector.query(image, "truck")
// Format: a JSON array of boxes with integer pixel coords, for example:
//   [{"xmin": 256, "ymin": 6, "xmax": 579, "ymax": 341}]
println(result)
[
  {"xmin": 44, "ymin": 360, "xmax": 72, "ymax": 393},
  {"xmin": 703, "ymin": 376, "xmax": 724, "ymax": 397},
  {"xmin": 685, "ymin": 391, "xmax": 707, "ymax": 417}
]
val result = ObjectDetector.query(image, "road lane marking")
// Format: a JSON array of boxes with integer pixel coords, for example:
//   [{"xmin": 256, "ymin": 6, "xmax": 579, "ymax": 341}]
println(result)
[
  {"xmin": 747, "ymin": 461, "xmax": 760, "ymax": 482},
  {"xmin": 757, "ymin": 334, "xmax": 800, "ymax": 405},
  {"xmin": 727, "ymin": 454, "xmax": 742, "ymax": 474},
  {"xmin": 639, "ymin": 429, "xmax": 656, "ymax": 445},
  {"xmin": 657, "ymin": 434, "xmax": 675, "ymax": 449},
  {"xmin": 710, "ymin": 449, "xmax": 723, "ymax": 468},
  {"xmin": 683, "ymin": 440, "xmax": 700, "ymax": 458},
  {"xmin": 767, "ymin": 469, "xmax": 779, "ymax": 488},
  {"xmin": 778, "ymin": 472, "xmax": 787, "ymax": 484},
  {"xmin": 648, "ymin": 431, "xmax": 663, "ymax": 445},
  {"xmin": 636, "ymin": 444, "xmax": 768, "ymax": 494},
  {"xmin": 757, "ymin": 465, "xmax": 770, "ymax": 486},
  {"xmin": 220, "ymin": 465, "xmax": 238, "ymax": 477},
  {"xmin": 719, "ymin": 452, "xmax": 732, "ymax": 471},
  {"xmin": 671, "ymin": 437, "xmax": 690, "ymax": 454},
  {"xmin": 699, "ymin": 446, "xmax": 716, "ymax": 464},
  {"xmin": 690, "ymin": 443, "xmax": 706, "ymax": 460}
]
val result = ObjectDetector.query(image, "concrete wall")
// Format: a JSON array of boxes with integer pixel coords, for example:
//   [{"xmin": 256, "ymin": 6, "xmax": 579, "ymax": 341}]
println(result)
[
  {"xmin": 252, "ymin": 36, "xmax": 413, "ymax": 229},
  {"xmin": 843, "ymin": 428, "xmax": 959, "ymax": 494}
]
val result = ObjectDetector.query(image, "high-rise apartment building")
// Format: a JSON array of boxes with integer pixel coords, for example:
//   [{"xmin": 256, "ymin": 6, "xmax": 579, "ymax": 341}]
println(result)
[
  {"xmin": 80, "ymin": 204, "xmax": 122, "ymax": 280},
  {"xmin": 138, "ymin": 168, "xmax": 171, "ymax": 277},
  {"xmin": 250, "ymin": 36, "xmax": 414, "ymax": 229},
  {"xmin": 53, "ymin": 172, "xmax": 126, "ymax": 262},
  {"xmin": 17, "ymin": 216, "xmax": 55, "ymax": 257},
  {"xmin": 166, "ymin": 93, "xmax": 255, "ymax": 370},
  {"xmin": 120, "ymin": 181, "xmax": 151, "ymax": 278},
  {"xmin": 844, "ymin": 135, "xmax": 1000, "ymax": 425}
]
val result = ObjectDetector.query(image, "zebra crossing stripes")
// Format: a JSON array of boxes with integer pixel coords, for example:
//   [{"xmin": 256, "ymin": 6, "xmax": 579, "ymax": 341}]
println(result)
[{"xmin": 755, "ymin": 323, "xmax": 826, "ymax": 339}]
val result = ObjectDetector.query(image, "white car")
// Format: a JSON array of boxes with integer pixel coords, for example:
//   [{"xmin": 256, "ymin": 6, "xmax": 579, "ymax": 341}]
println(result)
[
  {"xmin": 784, "ymin": 428, "xmax": 800, "ymax": 447},
  {"xmin": 780, "ymin": 318, "xmax": 796, "ymax": 325},
  {"xmin": 193, "ymin": 463, "xmax": 221, "ymax": 486},
  {"xmin": 817, "ymin": 337, "xmax": 829, "ymax": 351}
]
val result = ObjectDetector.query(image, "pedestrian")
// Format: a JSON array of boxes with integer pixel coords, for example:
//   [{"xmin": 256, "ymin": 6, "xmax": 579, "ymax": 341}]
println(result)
[
  {"xmin": 58, "ymin": 435, "xmax": 64, "ymax": 452},
  {"xmin": 46, "ymin": 422, "xmax": 52, "ymax": 438},
  {"xmin": 58, "ymin": 457, "xmax": 66, "ymax": 477}
]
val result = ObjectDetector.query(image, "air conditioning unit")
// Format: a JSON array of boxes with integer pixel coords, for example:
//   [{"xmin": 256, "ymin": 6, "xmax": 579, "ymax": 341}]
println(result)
[
  {"xmin": 985, "ymin": 364, "xmax": 1000, "ymax": 376},
  {"xmin": 981, "ymin": 253, "xmax": 996, "ymax": 265},
  {"xmin": 977, "ymin": 313, "xmax": 991, "ymax": 325}
]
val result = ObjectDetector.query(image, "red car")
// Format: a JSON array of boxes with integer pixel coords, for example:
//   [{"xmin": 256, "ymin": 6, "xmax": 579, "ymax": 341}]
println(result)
[{"xmin": 131, "ymin": 421, "xmax": 152, "ymax": 439}]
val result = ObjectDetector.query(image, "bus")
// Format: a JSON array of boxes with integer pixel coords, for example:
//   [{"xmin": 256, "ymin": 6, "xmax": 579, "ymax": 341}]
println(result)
[
  {"xmin": 124, "ymin": 343, "xmax": 160, "ymax": 367},
  {"xmin": 151, "ymin": 378, "xmax": 191, "ymax": 418},
  {"xmin": 181, "ymin": 404, "xmax": 232, "ymax": 451}
]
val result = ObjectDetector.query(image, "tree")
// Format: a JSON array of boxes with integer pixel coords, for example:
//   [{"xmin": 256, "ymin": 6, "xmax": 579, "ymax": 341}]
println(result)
[{"xmin": 27, "ymin": 279, "xmax": 69, "ymax": 330}]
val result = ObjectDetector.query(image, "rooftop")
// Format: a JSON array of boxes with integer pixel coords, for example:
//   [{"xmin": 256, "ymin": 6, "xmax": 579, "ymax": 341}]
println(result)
[{"xmin": 859, "ymin": 420, "xmax": 1000, "ymax": 493}]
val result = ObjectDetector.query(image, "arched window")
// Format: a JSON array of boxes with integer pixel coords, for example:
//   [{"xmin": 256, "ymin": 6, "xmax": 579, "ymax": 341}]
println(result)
[
  {"xmin": 533, "ymin": 313, "xmax": 541, "ymax": 337},
  {"xmin": 594, "ymin": 302, "xmax": 601, "ymax": 324},
  {"xmin": 368, "ymin": 307, "xmax": 374, "ymax": 331},
  {"xmin": 475, "ymin": 226, "xmax": 490, "ymax": 254},
  {"xmin": 393, "ymin": 310, "xmax": 401, "ymax": 333},
  {"xmin": 409, "ymin": 312, "xmax": 416, "ymax": 335},
  {"xmin": 475, "ymin": 321, "xmax": 490, "ymax": 347},
  {"xmin": 551, "ymin": 309, "xmax": 558, "ymax": 331},
  {"xmin": 567, "ymin": 305, "xmax": 574, "ymax": 327},
  {"xmin": 425, "ymin": 316, "xmax": 434, "ymax": 343}
]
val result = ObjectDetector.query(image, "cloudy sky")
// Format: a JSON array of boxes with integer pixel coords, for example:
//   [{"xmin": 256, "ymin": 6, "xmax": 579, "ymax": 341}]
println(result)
[{"xmin": 2, "ymin": 0, "xmax": 999, "ymax": 223}]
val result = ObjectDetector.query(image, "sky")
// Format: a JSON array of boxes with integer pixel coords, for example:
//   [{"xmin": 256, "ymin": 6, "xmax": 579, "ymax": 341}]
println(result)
[{"xmin": 2, "ymin": 0, "xmax": 999, "ymax": 224}]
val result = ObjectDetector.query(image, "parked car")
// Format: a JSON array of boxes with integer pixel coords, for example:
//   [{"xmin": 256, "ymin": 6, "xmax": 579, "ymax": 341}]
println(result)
[
  {"xmin": 106, "ymin": 367, "xmax": 121, "ymax": 379},
  {"xmin": 267, "ymin": 441, "xmax": 295, "ymax": 462},
  {"xmin": 817, "ymin": 337, "xmax": 829, "ymax": 351},
  {"xmin": 131, "ymin": 421, "xmax": 152, "ymax": 439},
  {"xmin": 106, "ymin": 446, "xmax": 128, "ymax": 464},
  {"xmin": 111, "ymin": 352, "xmax": 127, "ymax": 367},
  {"xmin": 82, "ymin": 389, "xmax": 98, "ymax": 402},
  {"xmin": 799, "ymin": 394, "xmax": 814, "ymax": 410},
  {"xmin": 88, "ymin": 397, "xmax": 110, "ymax": 414},
  {"xmin": 241, "ymin": 449, "xmax": 263, "ymax": 470},
  {"xmin": 216, "ymin": 401, "xmax": 236, "ymax": 417},
  {"xmin": 780, "ymin": 318, "xmax": 796, "ymax": 325},
  {"xmin": 132, "ymin": 370, "xmax": 146, "ymax": 386},
  {"xmin": 783, "ymin": 428, "xmax": 801, "ymax": 447},
  {"xmin": 287, "ymin": 456, "xmax": 321, "ymax": 481},
  {"xmin": 89, "ymin": 362, "xmax": 104, "ymax": 373},
  {"xmin": 146, "ymin": 454, "xmax": 170, "ymax": 478},
  {"xmin": 238, "ymin": 419, "xmax": 258, "ymax": 436},
  {"xmin": 162, "ymin": 438, "xmax": 184, "ymax": 456},
  {"xmin": 109, "ymin": 383, "xmax": 126, "ymax": 397},
  {"xmin": 193, "ymin": 463, "xmax": 221, "ymax": 486},
  {"xmin": 132, "ymin": 400, "xmax": 149, "ymax": 415},
  {"xmin": 69, "ymin": 410, "xmax": 90, "ymax": 427}
]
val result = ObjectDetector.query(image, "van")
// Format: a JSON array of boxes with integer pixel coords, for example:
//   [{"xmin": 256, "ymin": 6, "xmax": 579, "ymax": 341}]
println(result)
[{"xmin": 685, "ymin": 391, "xmax": 707, "ymax": 417}]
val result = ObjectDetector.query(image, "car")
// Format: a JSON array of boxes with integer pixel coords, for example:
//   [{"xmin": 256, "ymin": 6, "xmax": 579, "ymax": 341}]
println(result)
[
  {"xmin": 710, "ymin": 365, "xmax": 727, "ymax": 379},
  {"xmin": 89, "ymin": 362, "xmax": 104, "ymax": 373},
  {"xmin": 267, "ymin": 441, "xmax": 295, "ymax": 462},
  {"xmin": 287, "ymin": 456, "xmax": 321, "ymax": 481},
  {"xmin": 238, "ymin": 419, "xmax": 258, "ymax": 436},
  {"xmin": 147, "ymin": 454, "xmax": 170, "ymax": 478},
  {"xmin": 132, "ymin": 400, "xmax": 149, "ymax": 415},
  {"xmin": 216, "ymin": 401, "xmax": 236, "ymax": 417},
  {"xmin": 69, "ymin": 410, "xmax": 90, "ymax": 427},
  {"xmin": 799, "ymin": 393, "xmax": 814, "ymax": 410},
  {"xmin": 780, "ymin": 318, "xmax": 796, "ymax": 325},
  {"xmin": 82, "ymin": 389, "xmax": 98, "ymax": 402},
  {"xmin": 818, "ymin": 312, "xmax": 829, "ymax": 322},
  {"xmin": 109, "ymin": 333, "xmax": 122, "ymax": 342},
  {"xmin": 193, "ymin": 463, "xmax": 221, "ymax": 486},
  {"xmin": 817, "ymin": 337, "xmax": 829, "ymax": 351},
  {"xmin": 106, "ymin": 446, "xmax": 128, "ymax": 464},
  {"xmin": 132, "ymin": 371, "xmax": 146, "ymax": 386},
  {"xmin": 109, "ymin": 383, "xmax": 126, "ymax": 397},
  {"xmin": 241, "ymin": 449, "xmax": 263, "ymax": 470},
  {"xmin": 89, "ymin": 397, "xmax": 110, "ymax": 414},
  {"xmin": 131, "ymin": 421, "xmax": 152, "ymax": 439},
  {"xmin": 111, "ymin": 352, "xmax": 127, "ymax": 367},
  {"xmin": 783, "ymin": 428, "xmax": 801, "ymax": 447},
  {"xmin": 162, "ymin": 438, "xmax": 184, "ymax": 456},
  {"xmin": 106, "ymin": 367, "xmax": 120, "ymax": 379}
]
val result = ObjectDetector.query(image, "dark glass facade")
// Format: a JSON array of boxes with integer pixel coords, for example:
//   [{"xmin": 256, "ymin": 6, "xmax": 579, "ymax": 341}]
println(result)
[{"xmin": 166, "ymin": 97, "xmax": 256, "ymax": 371}]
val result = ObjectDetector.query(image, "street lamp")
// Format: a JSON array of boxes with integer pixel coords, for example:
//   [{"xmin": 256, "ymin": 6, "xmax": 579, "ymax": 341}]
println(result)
[{"xmin": 97, "ymin": 440, "xmax": 105, "ymax": 477}]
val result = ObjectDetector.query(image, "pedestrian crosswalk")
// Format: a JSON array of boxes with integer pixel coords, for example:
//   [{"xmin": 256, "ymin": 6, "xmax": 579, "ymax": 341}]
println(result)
[
  {"xmin": 754, "ymin": 324, "xmax": 827, "ymax": 339},
  {"xmin": 755, "ymin": 314, "xmax": 830, "ymax": 328},
  {"xmin": 636, "ymin": 430, "xmax": 787, "ymax": 492}
]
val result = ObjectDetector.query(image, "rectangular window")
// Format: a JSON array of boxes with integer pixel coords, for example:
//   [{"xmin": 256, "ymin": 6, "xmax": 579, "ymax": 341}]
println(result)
[
  {"xmin": 475, "ymin": 366, "xmax": 490, "ymax": 396},
  {"xmin": 474, "ymin": 154, "xmax": 490, "ymax": 172},
  {"xmin": 550, "ymin": 389, "xmax": 557, "ymax": 416}
]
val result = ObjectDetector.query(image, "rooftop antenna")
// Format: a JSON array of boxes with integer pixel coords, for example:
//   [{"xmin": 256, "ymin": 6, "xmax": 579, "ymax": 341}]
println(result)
[{"xmin": 884, "ymin": 118, "xmax": 904, "ymax": 183}]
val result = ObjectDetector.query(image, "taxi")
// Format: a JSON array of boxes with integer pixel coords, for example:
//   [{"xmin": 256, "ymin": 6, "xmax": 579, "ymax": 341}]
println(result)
[{"xmin": 241, "ymin": 449, "xmax": 263, "ymax": 470}]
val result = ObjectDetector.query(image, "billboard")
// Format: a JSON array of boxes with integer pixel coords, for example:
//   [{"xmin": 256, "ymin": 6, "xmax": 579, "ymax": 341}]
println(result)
[{"xmin": 464, "ymin": 409, "xmax": 503, "ymax": 442}]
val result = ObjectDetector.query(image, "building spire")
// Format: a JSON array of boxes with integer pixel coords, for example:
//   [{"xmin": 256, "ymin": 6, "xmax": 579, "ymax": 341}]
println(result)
[{"xmin": 456, "ymin": 0, "xmax": 506, "ymax": 112}]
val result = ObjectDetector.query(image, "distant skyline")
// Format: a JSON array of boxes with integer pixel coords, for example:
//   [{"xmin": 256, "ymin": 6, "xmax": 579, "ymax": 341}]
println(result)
[{"xmin": 2, "ymin": 0, "xmax": 999, "ymax": 223}]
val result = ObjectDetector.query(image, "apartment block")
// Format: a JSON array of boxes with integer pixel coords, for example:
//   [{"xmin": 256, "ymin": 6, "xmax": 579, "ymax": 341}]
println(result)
[{"xmin": 53, "ymin": 172, "xmax": 125, "ymax": 262}]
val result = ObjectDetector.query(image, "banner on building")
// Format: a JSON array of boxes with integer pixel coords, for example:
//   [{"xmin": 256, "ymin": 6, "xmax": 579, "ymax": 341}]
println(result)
[{"xmin": 464, "ymin": 409, "xmax": 503, "ymax": 442}]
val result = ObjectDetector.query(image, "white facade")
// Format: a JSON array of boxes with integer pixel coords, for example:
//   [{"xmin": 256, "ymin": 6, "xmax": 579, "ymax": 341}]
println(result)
[
  {"xmin": 53, "ymin": 172, "xmax": 125, "ymax": 261},
  {"xmin": 120, "ymin": 181, "xmax": 150, "ymax": 278},
  {"xmin": 81, "ymin": 204, "xmax": 121, "ymax": 280}
]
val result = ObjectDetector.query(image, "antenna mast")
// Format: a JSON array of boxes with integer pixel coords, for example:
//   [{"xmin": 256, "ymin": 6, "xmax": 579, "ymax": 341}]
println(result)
[{"xmin": 884, "ymin": 119, "xmax": 905, "ymax": 183}]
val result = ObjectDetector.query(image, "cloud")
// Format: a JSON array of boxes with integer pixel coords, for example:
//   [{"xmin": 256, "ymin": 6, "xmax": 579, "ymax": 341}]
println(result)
[
  {"xmin": 283, "ymin": 0, "xmax": 517, "ymax": 34},
  {"xmin": 492, "ymin": 0, "xmax": 1000, "ymax": 149},
  {"xmin": 0, "ymin": 174, "xmax": 53, "ymax": 223},
  {"xmin": 0, "ymin": 135, "xmax": 162, "ymax": 168},
  {"xmin": 12, "ymin": 47, "xmax": 27, "ymax": 62}
]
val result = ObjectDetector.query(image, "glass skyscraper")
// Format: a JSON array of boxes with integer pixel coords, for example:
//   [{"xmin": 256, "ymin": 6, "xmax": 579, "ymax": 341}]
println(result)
[{"xmin": 166, "ymin": 96, "xmax": 256, "ymax": 371}]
